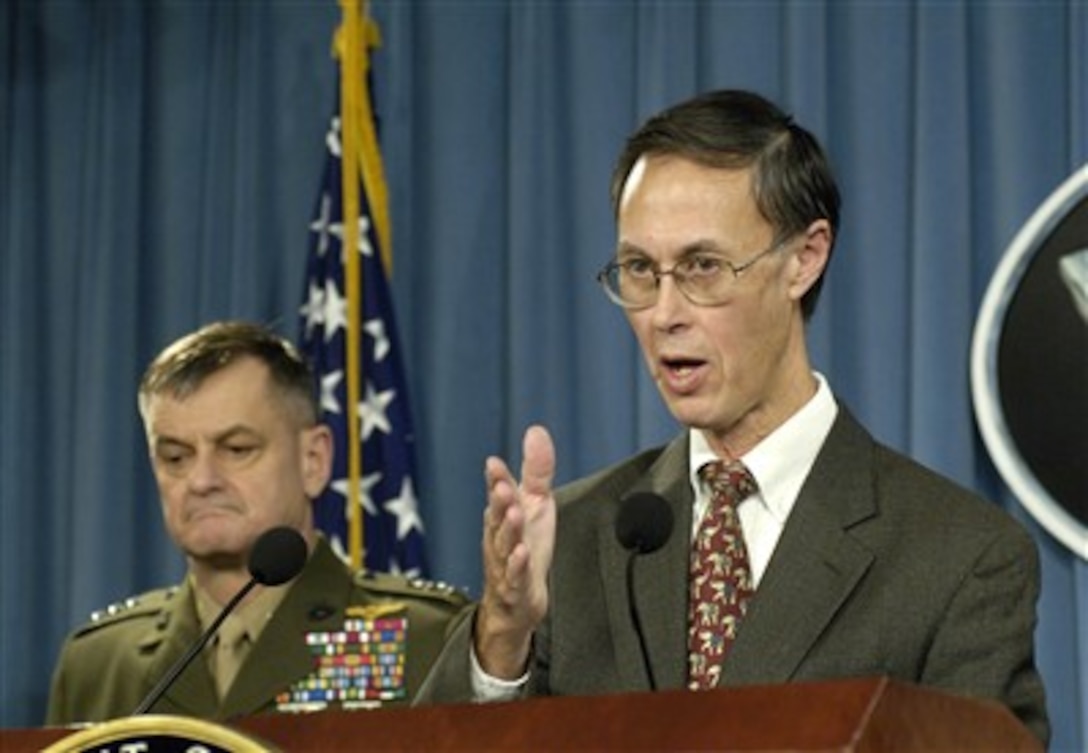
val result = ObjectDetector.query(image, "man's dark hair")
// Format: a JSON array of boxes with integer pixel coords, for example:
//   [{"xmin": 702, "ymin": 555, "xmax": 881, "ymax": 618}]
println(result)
[
  {"xmin": 610, "ymin": 89, "xmax": 841, "ymax": 319},
  {"xmin": 138, "ymin": 320, "xmax": 319, "ymax": 427}
]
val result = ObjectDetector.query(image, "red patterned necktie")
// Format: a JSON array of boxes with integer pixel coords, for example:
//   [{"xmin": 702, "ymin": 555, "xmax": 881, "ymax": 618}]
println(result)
[{"xmin": 687, "ymin": 459, "xmax": 758, "ymax": 690}]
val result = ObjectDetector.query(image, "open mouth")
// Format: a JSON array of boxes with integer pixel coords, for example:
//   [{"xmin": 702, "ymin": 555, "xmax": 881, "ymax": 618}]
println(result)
[
  {"xmin": 669, "ymin": 361, "xmax": 699, "ymax": 375},
  {"xmin": 662, "ymin": 356, "xmax": 705, "ymax": 374},
  {"xmin": 659, "ymin": 356, "xmax": 707, "ymax": 392}
]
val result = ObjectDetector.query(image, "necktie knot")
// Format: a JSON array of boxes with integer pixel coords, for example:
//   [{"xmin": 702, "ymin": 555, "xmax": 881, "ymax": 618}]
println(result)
[
  {"xmin": 214, "ymin": 615, "xmax": 251, "ymax": 698},
  {"xmin": 699, "ymin": 459, "xmax": 758, "ymax": 507},
  {"xmin": 218, "ymin": 615, "xmax": 249, "ymax": 649}
]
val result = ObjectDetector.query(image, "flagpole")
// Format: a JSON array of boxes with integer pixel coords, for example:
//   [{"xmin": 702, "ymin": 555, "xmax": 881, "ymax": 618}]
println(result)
[
  {"xmin": 304, "ymin": 1, "xmax": 426, "ymax": 577},
  {"xmin": 338, "ymin": 0, "xmax": 365, "ymax": 571}
]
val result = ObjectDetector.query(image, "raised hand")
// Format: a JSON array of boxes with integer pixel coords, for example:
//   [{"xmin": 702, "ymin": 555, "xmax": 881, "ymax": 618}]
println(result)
[{"xmin": 474, "ymin": 425, "xmax": 557, "ymax": 679}]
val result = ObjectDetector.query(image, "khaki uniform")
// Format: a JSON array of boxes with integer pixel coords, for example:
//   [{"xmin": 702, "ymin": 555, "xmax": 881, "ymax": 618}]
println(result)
[{"xmin": 47, "ymin": 538, "xmax": 469, "ymax": 724}]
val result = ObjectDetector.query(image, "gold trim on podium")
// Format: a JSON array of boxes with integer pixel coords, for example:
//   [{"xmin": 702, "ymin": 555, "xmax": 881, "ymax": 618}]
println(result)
[{"xmin": 42, "ymin": 714, "xmax": 273, "ymax": 753}]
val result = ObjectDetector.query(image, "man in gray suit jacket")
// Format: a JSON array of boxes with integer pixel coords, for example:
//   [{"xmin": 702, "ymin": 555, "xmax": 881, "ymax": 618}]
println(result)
[{"xmin": 415, "ymin": 89, "xmax": 1048, "ymax": 744}]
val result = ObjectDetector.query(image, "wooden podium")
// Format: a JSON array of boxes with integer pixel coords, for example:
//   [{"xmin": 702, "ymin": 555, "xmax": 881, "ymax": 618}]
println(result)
[{"xmin": 3, "ymin": 677, "xmax": 1041, "ymax": 752}]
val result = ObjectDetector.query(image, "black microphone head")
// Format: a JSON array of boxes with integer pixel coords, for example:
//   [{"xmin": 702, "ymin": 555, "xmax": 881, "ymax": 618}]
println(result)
[
  {"xmin": 248, "ymin": 527, "xmax": 308, "ymax": 586},
  {"xmin": 615, "ymin": 492, "xmax": 674, "ymax": 555}
]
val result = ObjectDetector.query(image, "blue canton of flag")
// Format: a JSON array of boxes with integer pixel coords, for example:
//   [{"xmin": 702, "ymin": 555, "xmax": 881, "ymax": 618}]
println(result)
[{"xmin": 298, "ymin": 101, "xmax": 429, "ymax": 578}]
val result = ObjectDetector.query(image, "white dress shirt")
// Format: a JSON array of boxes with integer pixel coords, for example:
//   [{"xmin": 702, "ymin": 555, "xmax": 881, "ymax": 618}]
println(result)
[{"xmin": 689, "ymin": 372, "xmax": 837, "ymax": 587}]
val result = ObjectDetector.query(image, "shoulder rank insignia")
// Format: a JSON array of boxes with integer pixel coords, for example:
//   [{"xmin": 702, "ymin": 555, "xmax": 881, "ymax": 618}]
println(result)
[
  {"xmin": 75, "ymin": 587, "xmax": 179, "ymax": 637},
  {"xmin": 275, "ymin": 604, "xmax": 409, "ymax": 713},
  {"xmin": 355, "ymin": 570, "xmax": 469, "ymax": 605}
]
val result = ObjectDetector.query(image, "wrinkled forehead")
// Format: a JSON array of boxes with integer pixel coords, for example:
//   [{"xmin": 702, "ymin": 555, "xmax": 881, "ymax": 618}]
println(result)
[{"xmin": 141, "ymin": 357, "xmax": 314, "ymax": 438}]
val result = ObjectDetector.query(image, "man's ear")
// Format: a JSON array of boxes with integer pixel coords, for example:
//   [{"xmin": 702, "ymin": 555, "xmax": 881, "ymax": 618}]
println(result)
[
  {"xmin": 301, "ymin": 424, "xmax": 333, "ymax": 497},
  {"xmin": 787, "ymin": 219, "xmax": 832, "ymax": 302}
]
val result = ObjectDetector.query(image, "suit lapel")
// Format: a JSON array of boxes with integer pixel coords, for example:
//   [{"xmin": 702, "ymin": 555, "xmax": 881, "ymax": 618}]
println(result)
[
  {"xmin": 221, "ymin": 539, "xmax": 352, "ymax": 718},
  {"xmin": 599, "ymin": 435, "xmax": 693, "ymax": 691},
  {"xmin": 723, "ymin": 409, "xmax": 878, "ymax": 685}
]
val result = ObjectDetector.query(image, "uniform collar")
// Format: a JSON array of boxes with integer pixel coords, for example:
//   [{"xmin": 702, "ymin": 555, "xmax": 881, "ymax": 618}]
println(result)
[{"xmin": 191, "ymin": 557, "xmax": 299, "ymax": 645}]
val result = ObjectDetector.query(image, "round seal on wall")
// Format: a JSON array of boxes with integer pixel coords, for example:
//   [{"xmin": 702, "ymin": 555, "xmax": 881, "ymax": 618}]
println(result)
[{"xmin": 971, "ymin": 165, "xmax": 1088, "ymax": 560}]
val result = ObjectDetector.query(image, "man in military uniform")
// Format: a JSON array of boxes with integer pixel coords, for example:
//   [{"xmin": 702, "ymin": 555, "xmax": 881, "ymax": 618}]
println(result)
[{"xmin": 46, "ymin": 321, "xmax": 468, "ymax": 723}]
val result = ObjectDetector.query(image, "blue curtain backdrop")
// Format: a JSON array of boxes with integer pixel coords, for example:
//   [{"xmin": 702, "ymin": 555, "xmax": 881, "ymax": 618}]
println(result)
[{"xmin": 1, "ymin": 1, "xmax": 1085, "ymax": 746}]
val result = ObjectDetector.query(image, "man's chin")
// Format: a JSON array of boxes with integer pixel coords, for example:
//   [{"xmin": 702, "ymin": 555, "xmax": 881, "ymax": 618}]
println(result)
[
  {"xmin": 664, "ymin": 396, "xmax": 715, "ymax": 428},
  {"xmin": 198, "ymin": 550, "xmax": 249, "ymax": 571},
  {"xmin": 182, "ymin": 529, "xmax": 253, "ymax": 567}
]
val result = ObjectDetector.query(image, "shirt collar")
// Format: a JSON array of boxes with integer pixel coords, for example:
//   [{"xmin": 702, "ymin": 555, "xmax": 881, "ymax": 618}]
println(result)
[
  {"xmin": 689, "ymin": 372, "xmax": 838, "ymax": 524},
  {"xmin": 191, "ymin": 570, "xmax": 292, "ymax": 644}
]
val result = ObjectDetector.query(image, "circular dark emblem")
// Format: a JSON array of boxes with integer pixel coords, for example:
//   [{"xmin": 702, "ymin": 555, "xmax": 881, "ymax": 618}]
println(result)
[{"xmin": 972, "ymin": 165, "xmax": 1088, "ymax": 560}]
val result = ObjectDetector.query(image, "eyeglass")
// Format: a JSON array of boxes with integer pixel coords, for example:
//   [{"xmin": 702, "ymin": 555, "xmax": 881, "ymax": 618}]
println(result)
[{"xmin": 596, "ymin": 236, "xmax": 791, "ymax": 309}]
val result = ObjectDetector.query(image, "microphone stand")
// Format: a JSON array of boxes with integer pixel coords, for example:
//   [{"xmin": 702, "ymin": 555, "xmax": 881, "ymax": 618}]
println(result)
[{"xmin": 131, "ymin": 576, "xmax": 258, "ymax": 715}]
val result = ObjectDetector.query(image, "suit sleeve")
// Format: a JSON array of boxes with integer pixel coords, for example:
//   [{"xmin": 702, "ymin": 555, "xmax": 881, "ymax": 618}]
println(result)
[
  {"xmin": 411, "ymin": 605, "xmax": 478, "ymax": 705},
  {"xmin": 921, "ymin": 523, "xmax": 1049, "ymax": 745}
]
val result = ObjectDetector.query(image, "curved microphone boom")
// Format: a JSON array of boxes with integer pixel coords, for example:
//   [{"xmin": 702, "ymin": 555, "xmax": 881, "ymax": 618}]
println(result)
[
  {"xmin": 614, "ymin": 492, "xmax": 674, "ymax": 691},
  {"xmin": 131, "ymin": 526, "xmax": 308, "ymax": 715}
]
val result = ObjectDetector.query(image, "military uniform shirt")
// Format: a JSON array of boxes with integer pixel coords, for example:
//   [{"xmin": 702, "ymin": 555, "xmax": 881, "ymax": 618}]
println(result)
[
  {"xmin": 192, "ymin": 575, "xmax": 289, "ymax": 698},
  {"xmin": 46, "ymin": 537, "xmax": 470, "ymax": 724}
]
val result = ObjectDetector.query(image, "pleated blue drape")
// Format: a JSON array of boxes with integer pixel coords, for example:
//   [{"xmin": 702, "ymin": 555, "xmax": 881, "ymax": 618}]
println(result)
[{"xmin": 1, "ymin": 1, "xmax": 1084, "ymax": 747}]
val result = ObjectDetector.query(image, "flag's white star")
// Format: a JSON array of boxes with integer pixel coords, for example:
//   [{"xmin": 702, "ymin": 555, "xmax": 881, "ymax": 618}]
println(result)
[
  {"xmin": 326, "ymin": 116, "xmax": 342, "ymax": 158},
  {"xmin": 384, "ymin": 475, "xmax": 425, "ymax": 540},
  {"xmin": 329, "ymin": 534, "xmax": 349, "ymax": 563},
  {"xmin": 309, "ymin": 193, "xmax": 333, "ymax": 258},
  {"xmin": 329, "ymin": 214, "xmax": 374, "ymax": 260},
  {"xmin": 322, "ymin": 279, "xmax": 348, "ymax": 342},
  {"xmin": 320, "ymin": 370, "xmax": 343, "ymax": 415},
  {"xmin": 385, "ymin": 557, "xmax": 421, "ymax": 580},
  {"xmin": 365, "ymin": 318, "xmax": 390, "ymax": 362},
  {"xmin": 359, "ymin": 382, "xmax": 396, "ymax": 440},
  {"xmin": 299, "ymin": 280, "xmax": 325, "ymax": 339},
  {"xmin": 331, "ymin": 471, "xmax": 382, "ymax": 517}
]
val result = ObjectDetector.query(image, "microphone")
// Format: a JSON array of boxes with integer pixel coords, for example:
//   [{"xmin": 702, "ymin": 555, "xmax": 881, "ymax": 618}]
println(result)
[
  {"xmin": 616, "ymin": 492, "xmax": 674, "ymax": 554},
  {"xmin": 614, "ymin": 492, "xmax": 674, "ymax": 691},
  {"xmin": 131, "ymin": 526, "xmax": 308, "ymax": 715}
]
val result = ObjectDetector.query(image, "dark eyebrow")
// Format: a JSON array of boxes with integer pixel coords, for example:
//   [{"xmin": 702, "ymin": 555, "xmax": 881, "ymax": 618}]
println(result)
[
  {"xmin": 615, "ymin": 242, "xmax": 649, "ymax": 261},
  {"xmin": 152, "ymin": 436, "xmax": 190, "ymax": 454},
  {"xmin": 615, "ymin": 239, "xmax": 728, "ymax": 262},
  {"xmin": 212, "ymin": 425, "xmax": 262, "ymax": 444},
  {"xmin": 677, "ymin": 241, "xmax": 727, "ymax": 259},
  {"xmin": 152, "ymin": 424, "xmax": 260, "ymax": 451}
]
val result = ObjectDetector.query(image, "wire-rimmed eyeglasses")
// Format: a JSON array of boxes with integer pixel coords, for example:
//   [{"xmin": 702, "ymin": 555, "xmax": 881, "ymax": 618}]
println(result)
[{"xmin": 595, "ymin": 236, "xmax": 791, "ymax": 309}]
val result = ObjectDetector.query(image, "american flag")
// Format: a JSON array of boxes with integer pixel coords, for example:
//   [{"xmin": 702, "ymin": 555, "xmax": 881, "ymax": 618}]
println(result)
[{"xmin": 298, "ymin": 79, "xmax": 429, "ymax": 578}]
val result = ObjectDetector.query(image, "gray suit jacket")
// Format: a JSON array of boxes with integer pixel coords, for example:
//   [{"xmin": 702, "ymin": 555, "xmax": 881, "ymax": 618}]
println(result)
[{"xmin": 416, "ymin": 407, "xmax": 1049, "ymax": 744}]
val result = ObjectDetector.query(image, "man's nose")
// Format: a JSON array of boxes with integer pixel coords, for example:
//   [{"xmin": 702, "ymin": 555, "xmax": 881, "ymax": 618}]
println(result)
[
  {"xmin": 650, "ymin": 272, "xmax": 690, "ymax": 329},
  {"xmin": 186, "ymin": 451, "xmax": 225, "ymax": 493}
]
